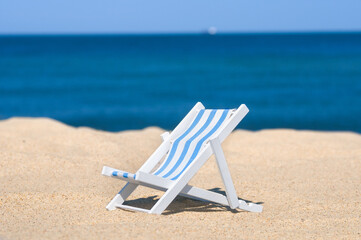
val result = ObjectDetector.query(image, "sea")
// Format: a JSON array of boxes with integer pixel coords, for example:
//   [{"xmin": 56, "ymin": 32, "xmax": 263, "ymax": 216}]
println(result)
[{"xmin": 0, "ymin": 33, "xmax": 360, "ymax": 132}]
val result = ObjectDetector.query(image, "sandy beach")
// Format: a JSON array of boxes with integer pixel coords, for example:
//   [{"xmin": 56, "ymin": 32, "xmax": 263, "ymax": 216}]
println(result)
[{"xmin": 0, "ymin": 117, "xmax": 360, "ymax": 239}]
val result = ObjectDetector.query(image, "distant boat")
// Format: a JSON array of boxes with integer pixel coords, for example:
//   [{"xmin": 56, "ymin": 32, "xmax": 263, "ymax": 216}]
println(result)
[{"xmin": 207, "ymin": 27, "xmax": 217, "ymax": 35}]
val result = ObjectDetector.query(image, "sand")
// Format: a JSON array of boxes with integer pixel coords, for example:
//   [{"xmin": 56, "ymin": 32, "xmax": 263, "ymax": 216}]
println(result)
[{"xmin": 0, "ymin": 117, "xmax": 360, "ymax": 239}]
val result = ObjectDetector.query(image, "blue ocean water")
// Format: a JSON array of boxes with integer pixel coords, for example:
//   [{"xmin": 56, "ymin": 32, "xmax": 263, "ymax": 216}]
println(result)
[{"xmin": 0, "ymin": 33, "xmax": 361, "ymax": 132}]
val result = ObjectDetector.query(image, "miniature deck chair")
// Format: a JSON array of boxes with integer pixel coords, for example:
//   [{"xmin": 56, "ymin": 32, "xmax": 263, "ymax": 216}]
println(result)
[{"xmin": 102, "ymin": 102, "xmax": 263, "ymax": 214}]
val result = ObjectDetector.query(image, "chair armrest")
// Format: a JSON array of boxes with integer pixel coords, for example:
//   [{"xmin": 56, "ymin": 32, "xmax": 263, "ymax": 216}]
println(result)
[{"xmin": 102, "ymin": 166, "xmax": 136, "ymax": 181}]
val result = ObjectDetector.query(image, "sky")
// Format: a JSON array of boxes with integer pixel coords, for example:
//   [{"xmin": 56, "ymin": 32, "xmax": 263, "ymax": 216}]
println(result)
[{"xmin": 0, "ymin": 0, "xmax": 361, "ymax": 34}]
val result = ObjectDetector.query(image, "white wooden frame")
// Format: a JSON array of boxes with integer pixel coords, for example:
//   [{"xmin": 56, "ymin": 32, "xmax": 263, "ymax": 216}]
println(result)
[{"xmin": 102, "ymin": 102, "xmax": 263, "ymax": 214}]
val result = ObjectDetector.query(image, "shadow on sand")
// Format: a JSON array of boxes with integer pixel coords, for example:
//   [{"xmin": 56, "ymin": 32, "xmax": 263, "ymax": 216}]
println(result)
[{"xmin": 122, "ymin": 187, "xmax": 264, "ymax": 215}]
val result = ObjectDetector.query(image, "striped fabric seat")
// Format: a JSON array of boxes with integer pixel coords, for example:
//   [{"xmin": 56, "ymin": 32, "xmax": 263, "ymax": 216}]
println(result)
[{"xmin": 153, "ymin": 109, "xmax": 235, "ymax": 180}]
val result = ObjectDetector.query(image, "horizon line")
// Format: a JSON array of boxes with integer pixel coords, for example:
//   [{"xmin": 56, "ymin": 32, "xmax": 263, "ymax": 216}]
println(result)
[{"xmin": 1, "ymin": 29, "xmax": 361, "ymax": 36}]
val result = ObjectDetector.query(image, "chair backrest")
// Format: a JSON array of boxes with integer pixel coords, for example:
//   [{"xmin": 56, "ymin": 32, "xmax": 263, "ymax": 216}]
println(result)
[{"xmin": 153, "ymin": 109, "xmax": 235, "ymax": 180}]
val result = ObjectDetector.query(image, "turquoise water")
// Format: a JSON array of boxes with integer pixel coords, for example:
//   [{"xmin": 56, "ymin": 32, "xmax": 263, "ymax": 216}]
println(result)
[{"xmin": 0, "ymin": 33, "xmax": 360, "ymax": 132}]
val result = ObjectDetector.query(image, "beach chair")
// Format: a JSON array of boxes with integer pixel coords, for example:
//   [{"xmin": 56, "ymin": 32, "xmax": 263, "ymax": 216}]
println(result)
[{"xmin": 102, "ymin": 102, "xmax": 263, "ymax": 214}]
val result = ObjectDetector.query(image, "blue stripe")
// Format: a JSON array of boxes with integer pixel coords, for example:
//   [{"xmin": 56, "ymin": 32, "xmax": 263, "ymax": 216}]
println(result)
[
  {"xmin": 154, "ymin": 109, "xmax": 205, "ymax": 176},
  {"xmin": 123, "ymin": 172, "xmax": 128, "ymax": 178},
  {"xmin": 170, "ymin": 110, "xmax": 229, "ymax": 180},
  {"xmin": 162, "ymin": 110, "xmax": 217, "ymax": 178},
  {"xmin": 112, "ymin": 171, "xmax": 118, "ymax": 176}
]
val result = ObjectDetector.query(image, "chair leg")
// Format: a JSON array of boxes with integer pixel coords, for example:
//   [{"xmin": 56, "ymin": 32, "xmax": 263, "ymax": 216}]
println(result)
[
  {"xmin": 210, "ymin": 137, "xmax": 239, "ymax": 209},
  {"xmin": 106, "ymin": 182, "xmax": 138, "ymax": 210},
  {"xmin": 148, "ymin": 183, "xmax": 181, "ymax": 214},
  {"xmin": 150, "ymin": 144, "xmax": 217, "ymax": 214}
]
